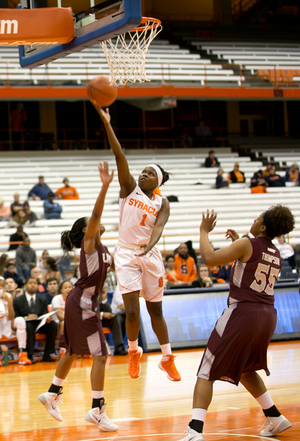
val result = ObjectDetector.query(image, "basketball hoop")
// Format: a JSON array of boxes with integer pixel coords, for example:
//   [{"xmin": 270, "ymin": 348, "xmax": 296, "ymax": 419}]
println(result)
[{"xmin": 100, "ymin": 17, "xmax": 162, "ymax": 86}]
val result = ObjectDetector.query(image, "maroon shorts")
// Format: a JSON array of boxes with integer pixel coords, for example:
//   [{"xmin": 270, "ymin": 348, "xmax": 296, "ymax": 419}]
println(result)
[
  {"xmin": 59, "ymin": 287, "xmax": 107, "ymax": 356},
  {"xmin": 197, "ymin": 302, "xmax": 277, "ymax": 385}
]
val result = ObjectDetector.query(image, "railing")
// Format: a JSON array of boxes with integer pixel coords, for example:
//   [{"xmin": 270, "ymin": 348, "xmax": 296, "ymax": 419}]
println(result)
[
  {"xmin": 231, "ymin": 0, "xmax": 261, "ymax": 19},
  {"xmin": 0, "ymin": 125, "xmax": 229, "ymax": 151},
  {"xmin": 1, "ymin": 230, "xmax": 297, "ymax": 263}
]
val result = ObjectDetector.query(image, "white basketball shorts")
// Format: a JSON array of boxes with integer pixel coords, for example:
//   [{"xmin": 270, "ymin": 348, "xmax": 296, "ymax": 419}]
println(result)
[{"xmin": 114, "ymin": 243, "xmax": 165, "ymax": 302}]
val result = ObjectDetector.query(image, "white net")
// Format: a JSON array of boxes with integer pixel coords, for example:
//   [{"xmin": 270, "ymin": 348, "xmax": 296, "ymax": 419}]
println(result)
[{"xmin": 100, "ymin": 18, "xmax": 162, "ymax": 86}]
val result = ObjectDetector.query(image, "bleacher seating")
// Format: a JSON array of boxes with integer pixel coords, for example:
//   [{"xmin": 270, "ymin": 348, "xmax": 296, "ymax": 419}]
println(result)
[
  {"xmin": 0, "ymin": 41, "xmax": 244, "ymax": 86},
  {"xmin": 0, "ymin": 148, "xmax": 299, "ymax": 263},
  {"xmin": 190, "ymin": 41, "xmax": 300, "ymax": 86}
]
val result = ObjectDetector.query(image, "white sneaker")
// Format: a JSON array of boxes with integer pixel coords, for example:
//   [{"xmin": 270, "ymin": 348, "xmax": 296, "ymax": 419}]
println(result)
[
  {"xmin": 85, "ymin": 406, "xmax": 118, "ymax": 432},
  {"xmin": 178, "ymin": 427, "xmax": 205, "ymax": 441},
  {"xmin": 260, "ymin": 415, "xmax": 291, "ymax": 437},
  {"xmin": 38, "ymin": 391, "xmax": 63, "ymax": 422}
]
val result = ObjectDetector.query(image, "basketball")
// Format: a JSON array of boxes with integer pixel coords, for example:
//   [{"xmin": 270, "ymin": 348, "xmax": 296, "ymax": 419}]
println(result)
[{"xmin": 87, "ymin": 76, "xmax": 118, "ymax": 107}]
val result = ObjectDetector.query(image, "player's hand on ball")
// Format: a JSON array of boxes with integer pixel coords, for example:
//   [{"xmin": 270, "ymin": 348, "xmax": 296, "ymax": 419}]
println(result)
[{"xmin": 200, "ymin": 209, "xmax": 217, "ymax": 233}]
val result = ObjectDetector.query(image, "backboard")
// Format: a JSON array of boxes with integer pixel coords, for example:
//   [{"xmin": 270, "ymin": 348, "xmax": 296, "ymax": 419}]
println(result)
[{"xmin": 18, "ymin": 0, "xmax": 142, "ymax": 68}]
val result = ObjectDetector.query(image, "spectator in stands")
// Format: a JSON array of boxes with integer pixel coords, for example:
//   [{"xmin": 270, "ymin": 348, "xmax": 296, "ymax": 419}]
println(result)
[
  {"xmin": 194, "ymin": 119, "xmax": 212, "ymax": 147},
  {"xmin": 24, "ymin": 203, "xmax": 38, "ymax": 227},
  {"xmin": 13, "ymin": 277, "xmax": 58, "ymax": 363},
  {"xmin": 30, "ymin": 267, "xmax": 47, "ymax": 295},
  {"xmin": 0, "ymin": 198, "xmax": 11, "ymax": 221},
  {"xmin": 165, "ymin": 254, "xmax": 185, "ymax": 289},
  {"xmin": 263, "ymin": 163, "xmax": 274, "ymax": 176},
  {"xmin": 250, "ymin": 170, "xmax": 267, "ymax": 194},
  {"xmin": 216, "ymin": 169, "xmax": 230, "ymax": 189},
  {"xmin": 218, "ymin": 262, "xmax": 233, "ymax": 283},
  {"xmin": 99, "ymin": 288, "xmax": 128, "ymax": 356},
  {"xmin": 8, "ymin": 225, "xmax": 28, "ymax": 251},
  {"xmin": 294, "ymin": 243, "xmax": 300, "ymax": 269},
  {"xmin": 205, "ymin": 150, "xmax": 220, "ymax": 168},
  {"xmin": 285, "ymin": 163, "xmax": 299, "ymax": 184},
  {"xmin": 56, "ymin": 178, "xmax": 79, "ymax": 200},
  {"xmin": 28, "ymin": 176, "xmax": 53, "ymax": 201},
  {"xmin": 10, "ymin": 193, "xmax": 28, "ymax": 217},
  {"xmin": 44, "ymin": 192, "xmax": 62, "ymax": 220},
  {"xmin": 11, "ymin": 102, "xmax": 27, "ymax": 150},
  {"xmin": 0, "ymin": 254, "xmax": 9, "ymax": 277},
  {"xmin": 227, "ymin": 163, "xmax": 246, "ymax": 183},
  {"xmin": 42, "ymin": 277, "xmax": 59, "ymax": 305},
  {"xmin": 210, "ymin": 265, "xmax": 226, "ymax": 283},
  {"xmin": 39, "ymin": 250, "xmax": 49, "ymax": 275},
  {"xmin": 276, "ymin": 235, "xmax": 296, "ymax": 268},
  {"xmin": 4, "ymin": 277, "xmax": 23, "ymax": 298},
  {"xmin": 41, "ymin": 257, "xmax": 61, "ymax": 284},
  {"xmin": 104, "ymin": 268, "xmax": 117, "ymax": 293},
  {"xmin": 51, "ymin": 279, "xmax": 73, "ymax": 340},
  {"xmin": 174, "ymin": 243, "xmax": 197, "ymax": 285},
  {"xmin": 15, "ymin": 237, "xmax": 37, "ymax": 282},
  {"xmin": 186, "ymin": 240, "xmax": 198, "ymax": 266},
  {"xmin": 191, "ymin": 264, "xmax": 216, "ymax": 288},
  {"xmin": 70, "ymin": 265, "xmax": 78, "ymax": 285},
  {"xmin": 4, "ymin": 261, "xmax": 24, "ymax": 288},
  {"xmin": 12, "ymin": 208, "xmax": 28, "ymax": 227},
  {"xmin": 264, "ymin": 168, "xmax": 285, "ymax": 187},
  {"xmin": 172, "ymin": 123, "xmax": 193, "ymax": 148},
  {"xmin": 0, "ymin": 276, "xmax": 31, "ymax": 365}
]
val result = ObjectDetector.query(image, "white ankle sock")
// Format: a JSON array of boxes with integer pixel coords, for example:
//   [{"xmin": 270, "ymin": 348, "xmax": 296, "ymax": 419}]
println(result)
[
  {"xmin": 128, "ymin": 339, "xmax": 138, "ymax": 351},
  {"xmin": 92, "ymin": 390, "xmax": 104, "ymax": 399},
  {"xmin": 52, "ymin": 375, "xmax": 65, "ymax": 387},
  {"xmin": 256, "ymin": 391, "xmax": 274, "ymax": 410},
  {"xmin": 160, "ymin": 343, "xmax": 172, "ymax": 357},
  {"xmin": 192, "ymin": 408, "xmax": 207, "ymax": 422}
]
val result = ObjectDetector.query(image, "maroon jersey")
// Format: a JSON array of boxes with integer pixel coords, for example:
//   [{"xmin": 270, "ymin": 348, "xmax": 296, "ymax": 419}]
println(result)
[
  {"xmin": 61, "ymin": 240, "xmax": 112, "ymax": 356},
  {"xmin": 229, "ymin": 237, "xmax": 281, "ymax": 306}
]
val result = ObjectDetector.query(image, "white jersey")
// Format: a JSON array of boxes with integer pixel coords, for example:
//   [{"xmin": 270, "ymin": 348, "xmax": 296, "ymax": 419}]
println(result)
[
  {"xmin": 51, "ymin": 294, "xmax": 66, "ymax": 316},
  {"xmin": 0, "ymin": 293, "xmax": 13, "ymax": 338},
  {"xmin": 118, "ymin": 185, "xmax": 163, "ymax": 245}
]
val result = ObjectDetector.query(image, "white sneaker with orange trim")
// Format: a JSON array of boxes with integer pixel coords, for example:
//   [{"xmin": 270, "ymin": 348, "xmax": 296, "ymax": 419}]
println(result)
[
  {"xmin": 19, "ymin": 351, "xmax": 32, "ymax": 365},
  {"xmin": 59, "ymin": 348, "xmax": 66, "ymax": 359},
  {"xmin": 158, "ymin": 354, "xmax": 181, "ymax": 381}
]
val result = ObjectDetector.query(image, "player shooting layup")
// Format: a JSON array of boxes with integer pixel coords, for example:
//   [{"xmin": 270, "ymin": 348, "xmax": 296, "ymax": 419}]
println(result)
[{"xmin": 97, "ymin": 106, "xmax": 180, "ymax": 382}]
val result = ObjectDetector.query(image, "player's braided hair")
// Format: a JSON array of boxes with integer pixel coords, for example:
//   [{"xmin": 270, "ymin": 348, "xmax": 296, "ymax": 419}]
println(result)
[
  {"xmin": 156, "ymin": 164, "xmax": 169, "ymax": 185},
  {"xmin": 263, "ymin": 205, "xmax": 295, "ymax": 239},
  {"xmin": 61, "ymin": 217, "xmax": 87, "ymax": 252}
]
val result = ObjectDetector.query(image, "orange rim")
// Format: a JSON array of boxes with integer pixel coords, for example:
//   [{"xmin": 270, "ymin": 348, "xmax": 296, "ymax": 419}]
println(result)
[{"xmin": 130, "ymin": 17, "xmax": 161, "ymax": 32}]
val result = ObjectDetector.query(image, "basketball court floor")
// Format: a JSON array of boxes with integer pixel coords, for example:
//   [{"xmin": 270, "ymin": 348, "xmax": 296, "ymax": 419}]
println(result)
[{"xmin": 1, "ymin": 341, "xmax": 299, "ymax": 441}]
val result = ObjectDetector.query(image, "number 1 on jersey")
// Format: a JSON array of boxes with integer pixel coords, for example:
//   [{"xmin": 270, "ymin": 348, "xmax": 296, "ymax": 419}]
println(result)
[{"xmin": 140, "ymin": 214, "xmax": 147, "ymax": 226}]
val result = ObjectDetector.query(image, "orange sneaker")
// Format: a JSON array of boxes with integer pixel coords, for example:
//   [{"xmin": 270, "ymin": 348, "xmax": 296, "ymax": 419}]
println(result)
[
  {"xmin": 158, "ymin": 354, "xmax": 181, "ymax": 381},
  {"xmin": 128, "ymin": 346, "xmax": 143, "ymax": 379},
  {"xmin": 19, "ymin": 351, "xmax": 32, "ymax": 365}
]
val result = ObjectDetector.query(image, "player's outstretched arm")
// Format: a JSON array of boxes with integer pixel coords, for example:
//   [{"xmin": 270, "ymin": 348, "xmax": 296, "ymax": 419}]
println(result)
[
  {"xmin": 199, "ymin": 210, "xmax": 252, "ymax": 266},
  {"xmin": 96, "ymin": 106, "xmax": 135, "ymax": 196},
  {"xmin": 85, "ymin": 161, "xmax": 113, "ymax": 253}
]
